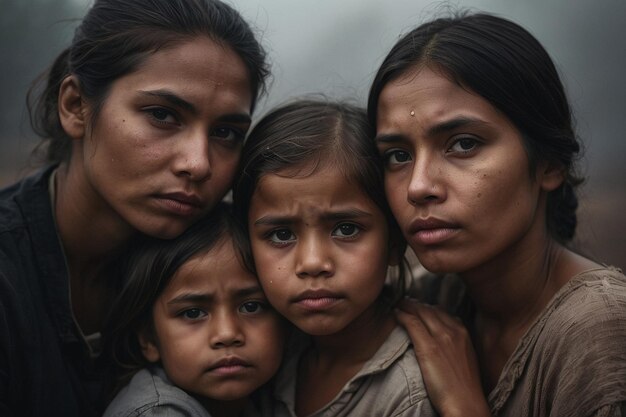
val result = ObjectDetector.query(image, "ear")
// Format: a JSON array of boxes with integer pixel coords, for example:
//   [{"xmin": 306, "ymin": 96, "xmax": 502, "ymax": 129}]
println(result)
[
  {"xmin": 58, "ymin": 75, "xmax": 87, "ymax": 141},
  {"xmin": 538, "ymin": 161, "xmax": 566, "ymax": 192},
  {"xmin": 138, "ymin": 329, "xmax": 161, "ymax": 363}
]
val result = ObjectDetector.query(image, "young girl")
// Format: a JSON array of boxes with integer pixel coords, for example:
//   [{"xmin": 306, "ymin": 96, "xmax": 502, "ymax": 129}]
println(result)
[
  {"xmin": 368, "ymin": 12, "xmax": 626, "ymax": 417},
  {"xmin": 233, "ymin": 99, "xmax": 436, "ymax": 416},
  {"xmin": 103, "ymin": 203, "xmax": 285, "ymax": 417}
]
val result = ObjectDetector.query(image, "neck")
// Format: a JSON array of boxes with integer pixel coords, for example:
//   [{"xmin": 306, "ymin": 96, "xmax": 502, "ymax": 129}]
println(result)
[
  {"xmin": 54, "ymin": 161, "xmax": 135, "ymax": 334},
  {"xmin": 460, "ymin": 225, "xmax": 599, "ymax": 390},
  {"xmin": 199, "ymin": 397, "xmax": 249, "ymax": 417},
  {"xmin": 312, "ymin": 306, "xmax": 396, "ymax": 368},
  {"xmin": 463, "ymin": 239, "xmax": 563, "ymax": 327},
  {"xmin": 55, "ymin": 161, "xmax": 135, "ymax": 281}
]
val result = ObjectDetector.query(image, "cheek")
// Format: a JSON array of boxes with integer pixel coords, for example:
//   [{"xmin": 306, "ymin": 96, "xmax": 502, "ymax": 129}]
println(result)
[{"xmin": 385, "ymin": 179, "xmax": 409, "ymax": 222}]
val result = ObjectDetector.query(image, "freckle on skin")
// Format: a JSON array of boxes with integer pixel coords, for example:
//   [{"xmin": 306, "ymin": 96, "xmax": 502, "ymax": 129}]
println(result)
[{"xmin": 477, "ymin": 193, "xmax": 482, "ymax": 198}]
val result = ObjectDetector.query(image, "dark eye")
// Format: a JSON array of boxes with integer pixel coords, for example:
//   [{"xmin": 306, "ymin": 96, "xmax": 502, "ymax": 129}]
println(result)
[
  {"xmin": 269, "ymin": 229, "xmax": 296, "ymax": 244},
  {"xmin": 332, "ymin": 223, "xmax": 361, "ymax": 238},
  {"xmin": 239, "ymin": 301, "xmax": 266, "ymax": 314},
  {"xmin": 386, "ymin": 149, "xmax": 412, "ymax": 165},
  {"xmin": 448, "ymin": 137, "xmax": 479, "ymax": 154},
  {"xmin": 181, "ymin": 308, "xmax": 206, "ymax": 320},
  {"xmin": 145, "ymin": 107, "xmax": 178, "ymax": 126},
  {"xmin": 210, "ymin": 126, "xmax": 245, "ymax": 145}
]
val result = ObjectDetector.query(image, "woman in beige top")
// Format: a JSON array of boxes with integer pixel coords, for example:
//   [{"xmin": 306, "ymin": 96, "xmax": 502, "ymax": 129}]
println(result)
[{"xmin": 367, "ymin": 11, "xmax": 626, "ymax": 417}]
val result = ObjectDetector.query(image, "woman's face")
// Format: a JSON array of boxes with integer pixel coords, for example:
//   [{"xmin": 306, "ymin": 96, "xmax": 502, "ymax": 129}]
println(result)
[
  {"xmin": 77, "ymin": 36, "xmax": 252, "ymax": 239},
  {"xmin": 375, "ymin": 67, "xmax": 559, "ymax": 274}
]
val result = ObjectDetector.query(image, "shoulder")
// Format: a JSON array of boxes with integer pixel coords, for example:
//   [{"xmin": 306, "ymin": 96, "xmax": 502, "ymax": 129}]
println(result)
[
  {"xmin": 362, "ymin": 327, "xmax": 437, "ymax": 416},
  {"xmin": 0, "ymin": 167, "xmax": 53, "ymax": 234},
  {"xmin": 525, "ymin": 268, "xmax": 626, "ymax": 414},
  {"xmin": 103, "ymin": 367, "xmax": 210, "ymax": 417},
  {"xmin": 541, "ymin": 267, "xmax": 626, "ymax": 343},
  {"xmin": 0, "ymin": 166, "xmax": 58, "ymax": 288}
]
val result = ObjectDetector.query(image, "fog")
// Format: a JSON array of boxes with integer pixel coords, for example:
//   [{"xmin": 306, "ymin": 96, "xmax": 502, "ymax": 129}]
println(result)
[{"xmin": 1, "ymin": 0, "xmax": 624, "ymax": 266}]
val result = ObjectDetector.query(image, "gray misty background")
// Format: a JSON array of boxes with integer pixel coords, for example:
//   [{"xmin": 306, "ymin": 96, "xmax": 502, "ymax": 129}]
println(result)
[{"xmin": 1, "ymin": 0, "xmax": 624, "ymax": 267}]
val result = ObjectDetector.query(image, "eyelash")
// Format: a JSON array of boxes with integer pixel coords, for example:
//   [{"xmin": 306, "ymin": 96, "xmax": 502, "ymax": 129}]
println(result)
[
  {"xmin": 144, "ymin": 107, "xmax": 180, "ymax": 127},
  {"xmin": 210, "ymin": 126, "xmax": 247, "ymax": 147},
  {"xmin": 447, "ymin": 136, "xmax": 481, "ymax": 155},
  {"xmin": 180, "ymin": 308, "xmax": 207, "ymax": 321},
  {"xmin": 239, "ymin": 300, "xmax": 269, "ymax": 314},
  {"xmin": 381, "ymin": 135, "xmax": 482, "ymax": 166},
  {"xmin": 264, "ymin": 222, "xmax": 363, "ymax": 246}
]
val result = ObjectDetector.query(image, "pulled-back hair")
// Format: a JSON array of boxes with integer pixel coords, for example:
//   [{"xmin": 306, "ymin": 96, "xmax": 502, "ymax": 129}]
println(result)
[
  {"xmin": 28, "ymin": 0, "xmax": 269, "ymax": 164},
  {"xmin": 368, "ymin": 12, "xmax": 583, "ymax": 243},
  {"xmin": 233, "ymin": 98, "xmax": 407, "ymax": 309},
  {"xmin": 104, "ymin": 202, "xmax": 249, "ymax": 394}
]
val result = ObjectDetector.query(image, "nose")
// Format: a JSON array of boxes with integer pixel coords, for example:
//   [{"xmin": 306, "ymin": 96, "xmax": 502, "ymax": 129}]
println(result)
[
  {"xmin": 210, "ymin": 308, "xmax": 244, "ymax": 349},
  {"xmin": 174, "ymin": 128, "xmax": 212, "ymax": 182},
  {"xmin": 295, "ymin": 233, "xmax": 334, "ymax": 279},
  {"xmin": 406, "ymin": 153, "xmax": 446, "ymax": 205}
]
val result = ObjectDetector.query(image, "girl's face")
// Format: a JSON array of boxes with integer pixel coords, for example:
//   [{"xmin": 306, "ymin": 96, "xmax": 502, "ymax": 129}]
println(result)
[
  {"xmin": 74, "ymin": 36, "xmax": 252, "ymax": 239},
  {"xmin": 141, "ymin": 239, "xmax": 284, "ymax": 402},
  {"xmin": 248, "ymin": 163, "xmax": 392, "ymax": 337},
  {"xmin": 375, "ymin": 67, "xmax": 561, "ymax": 274}
]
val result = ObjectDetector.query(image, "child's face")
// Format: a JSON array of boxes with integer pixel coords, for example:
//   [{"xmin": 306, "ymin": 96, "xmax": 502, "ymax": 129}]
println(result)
[
  {"xmin": 140, "ymin": 239, "xmax": 284, "ymax": 402},
  {"xmin": 248, "ymin": 163, "xmax": 392, "ymax": 336}
]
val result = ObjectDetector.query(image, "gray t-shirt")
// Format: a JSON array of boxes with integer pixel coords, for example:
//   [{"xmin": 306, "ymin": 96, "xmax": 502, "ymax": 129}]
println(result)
[{"xmin": 103, "ymin": 367, "xmax": 212, "ymax": 417}]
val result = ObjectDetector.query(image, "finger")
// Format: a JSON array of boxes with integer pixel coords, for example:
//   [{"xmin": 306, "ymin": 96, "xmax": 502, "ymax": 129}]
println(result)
[
  {"xmin": 408, "ymin": 303, "xmax": 452, "ymax": 335},
  {"xmin": 431, "ymin": 304, "xmax": 465, "ymax": 329},
  {"xmin": 397, "ymin": 297, "xmax": 422, "ymax": 315},
  {"xmin": 394, "ymin": 307, "xmax": 434, "ymax": 341}
]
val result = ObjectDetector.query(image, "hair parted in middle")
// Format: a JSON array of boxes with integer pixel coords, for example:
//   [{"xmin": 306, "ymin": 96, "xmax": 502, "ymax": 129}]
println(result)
[{"xmin": 232, "ymin": 98, "xmax": 408, "ymax": 309}]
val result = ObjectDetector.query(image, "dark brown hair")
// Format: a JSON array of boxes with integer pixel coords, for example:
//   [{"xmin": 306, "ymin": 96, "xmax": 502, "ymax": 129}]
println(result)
[
  {"xmin": 368, "ymin": 12, "xmax": 583, "ymax": 243},
  {"xmin": 28, "ymin": 0, "xmax": 269, "ymax": 164},
  {"xmin": 233, "ymin": 98, "xmax": 408, "ymax": 310}
]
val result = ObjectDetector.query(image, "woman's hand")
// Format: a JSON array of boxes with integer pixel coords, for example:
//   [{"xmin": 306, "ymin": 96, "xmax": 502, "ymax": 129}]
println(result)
[{"xmin": 395, "ymin": 299, "xmax": 491, "ymax": 417}]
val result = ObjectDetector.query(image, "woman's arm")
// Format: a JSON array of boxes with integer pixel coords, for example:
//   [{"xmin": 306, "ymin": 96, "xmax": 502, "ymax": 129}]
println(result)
[{"xmin": 395, "ymin": 299, "xmax": 491, "ymax": 417}]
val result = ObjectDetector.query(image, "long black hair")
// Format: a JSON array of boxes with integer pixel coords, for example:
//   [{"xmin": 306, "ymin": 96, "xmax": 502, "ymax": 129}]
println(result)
[
  {"xmin": 368, "ymin": 12, "xmax": 583, "ymax": 243},
  {"xmin": 28, "ymin": 0, "xmax": 269, "ymax": 164}
]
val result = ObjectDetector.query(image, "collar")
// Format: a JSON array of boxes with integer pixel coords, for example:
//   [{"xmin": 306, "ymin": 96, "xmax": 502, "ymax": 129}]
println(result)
[{"xmin": 274, "ymin": 326, "xmax": 411, "ymax": 406}]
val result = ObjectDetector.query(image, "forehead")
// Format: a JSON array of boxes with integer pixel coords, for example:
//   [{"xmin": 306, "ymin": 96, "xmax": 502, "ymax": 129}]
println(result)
[
  {"xmin": 112, "ymin": 36, "xmax": 253, "ymax": 112},
  {"xmin": 251, "ymin": 164, "xmax": 381, "ymax": 217},
  {"xmin": 376, "ymin": 66, "xmax": 508, "ymax": 132},
  {"xmin": 163, "ymin": 240, "xmax": 258, "ymax": 296}
]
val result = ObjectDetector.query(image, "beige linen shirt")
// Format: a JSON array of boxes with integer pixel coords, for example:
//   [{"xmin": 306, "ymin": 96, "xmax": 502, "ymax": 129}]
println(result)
[
  {"xmin": 439, "ymin": 267, "xmax": 626, "ymax": 417},
  {"xmin": 267, "ymin": 326, "xmax": 437, "ymax": 417}
]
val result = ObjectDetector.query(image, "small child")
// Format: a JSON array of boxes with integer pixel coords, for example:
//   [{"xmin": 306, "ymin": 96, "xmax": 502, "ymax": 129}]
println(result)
[
  {"xmin": 103, "ymin": 203, "xmax": 285, "ymax": 417},
  {"xmin": 233, "ymin": 100, "xmax": 436, "ymax": 416}
]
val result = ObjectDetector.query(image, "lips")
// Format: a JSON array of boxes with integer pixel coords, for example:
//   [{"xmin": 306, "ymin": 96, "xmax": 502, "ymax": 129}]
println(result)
[
  {"xmin": 207, "ymin": 356, "xmax": 251, "ymax": 375},
  {"xmin": 154, "ymin": 192, "xmax": 204, "ymax": 216},
  {"xmin": 408, "ymin": 217, "xmax": 460, "ymax": 245},
  {"xmin": 292, "ymin": 289, "xmax": 343, "ymax": 310}
]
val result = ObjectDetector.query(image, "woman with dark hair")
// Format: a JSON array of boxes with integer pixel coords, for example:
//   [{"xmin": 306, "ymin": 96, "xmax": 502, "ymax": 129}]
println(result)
[
  {"xmin": 368, "ymin": 12, "xmax": 626, "ymax": 417},
  {"xmin": 0, "ymin": 0, "xmax": 268, "ymax": 415}
]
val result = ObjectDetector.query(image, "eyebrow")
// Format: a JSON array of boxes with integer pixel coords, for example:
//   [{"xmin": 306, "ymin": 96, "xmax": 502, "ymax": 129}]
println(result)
[
  {"xmin": 139, "ymin": 89, "xmax": 197, "ymax": 114},
  {"xmin": 375, "ymin": 116, "xmax": 484, "ymax": 143},
  {"xmin": 253, "ymin": 209, "xmax": 373, "ymax": 226},
  {"xmin": 167, "ymin": 285, "xmax": 264, "ymax": 305},
  {"xmin": 138, "ymin": 89, "xmax": 251, "ymax": 125}
]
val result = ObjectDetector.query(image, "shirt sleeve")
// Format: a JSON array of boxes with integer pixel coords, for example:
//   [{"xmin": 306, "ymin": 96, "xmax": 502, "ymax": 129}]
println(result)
[{"xmin": 138, "ymin": 404, "xmax": 202, "ymax": 417}]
